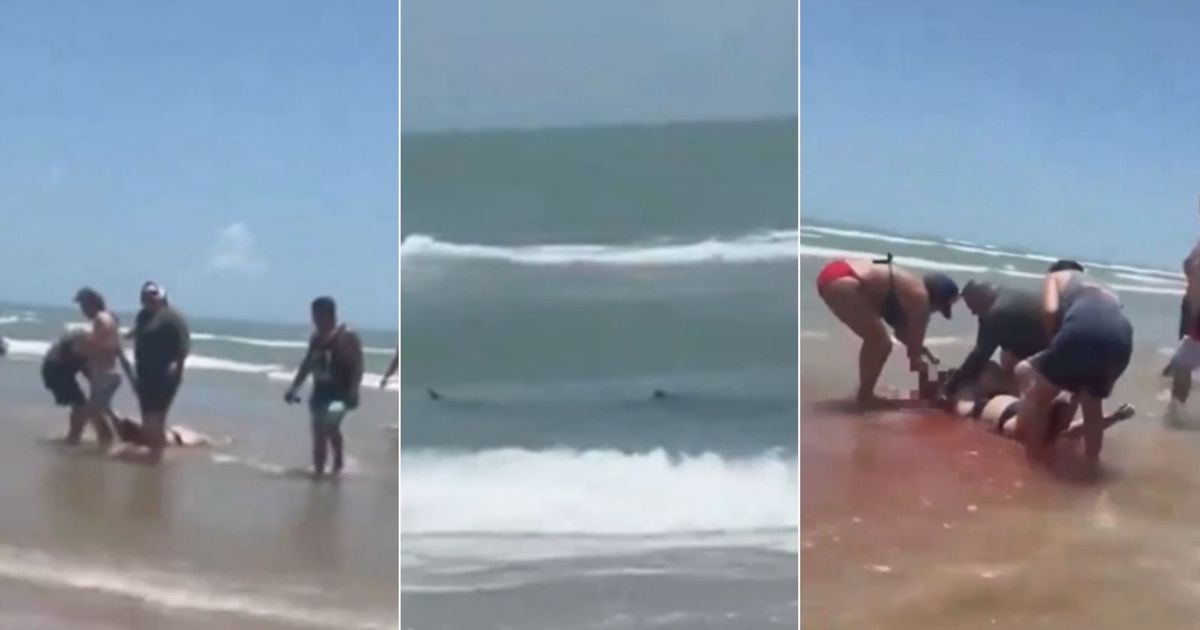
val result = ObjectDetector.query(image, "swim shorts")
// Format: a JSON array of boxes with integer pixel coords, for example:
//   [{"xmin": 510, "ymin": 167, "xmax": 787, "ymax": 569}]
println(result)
[
  {"xmin": 137, "ymin": 373, "xmax": 181, "ymax": 415},
  {"xmin": 310, "ymin": 400, "xmax": 349, "ymax": 427},
  {"xmin": 1169, "ymin": 337, "xmax": 1200, "ymax": 374},
  {"xmin": 1030, "ymin": 315, "xmax": 1133, "ymax": 399},
  {"xmin": 42, "ymin": 362, "xmax": 85, "ymax": 408},
  {"xmin": 87, "ymin": 371, "xmax": 121, "ymax": 410}
]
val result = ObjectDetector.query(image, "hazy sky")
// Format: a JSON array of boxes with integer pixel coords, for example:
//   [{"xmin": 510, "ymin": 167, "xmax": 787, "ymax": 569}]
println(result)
[
  {"xmin": 0, "ymin": 1, "xmax": 397, "ymax": 327},
  {"xmin": 402, "ymin": 0, "xmax": 797, "ymax": 131},
  {"xmin": 803, "ymin": 0, "xmax": 1200, "ymax": 267}
]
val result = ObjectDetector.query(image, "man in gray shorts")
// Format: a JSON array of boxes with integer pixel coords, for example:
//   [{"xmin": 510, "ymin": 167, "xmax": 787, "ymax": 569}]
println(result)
[
  {"xmin": 70, "ymin": 288, "xmax": 122, "ymax": 445},
  {"xmin": 1014, "ymin": 266, "xmax": 1133, "ymax": 474}
]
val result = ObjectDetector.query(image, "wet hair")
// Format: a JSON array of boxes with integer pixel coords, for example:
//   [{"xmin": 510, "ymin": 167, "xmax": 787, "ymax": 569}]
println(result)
[
  {"xmin": 1048, "ymin": 259, "xmax": 1085, "ymax": 273},
  {"xmin": 74, "ymin": 287, "xmax": 106, "ymax": 311},
  {"xmin": 311, "ymin": 296, "xmax": 337, "ymax": 318}
]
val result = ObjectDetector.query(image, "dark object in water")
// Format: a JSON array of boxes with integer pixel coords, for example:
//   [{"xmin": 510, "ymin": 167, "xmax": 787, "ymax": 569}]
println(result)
[
  {"xmin": 427, "ymin": 387, "xmax": 441, "ymax": 401},
  {"xmin": 0, "ymin": 336, "xmax": 7, "ymax": 357},
  {"xmin": 651, "ymin": 389, "xmax": 667, "ymax": 400}
]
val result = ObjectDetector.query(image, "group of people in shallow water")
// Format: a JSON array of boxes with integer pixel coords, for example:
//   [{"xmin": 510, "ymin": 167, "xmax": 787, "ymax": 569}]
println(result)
[
  {"xmin": 26, "ymin": 282, "xmax": 395, "ymax": 477},
  {"xmin": 815, "ymin": 251, "xmax": 1172, "ymax": 477}
]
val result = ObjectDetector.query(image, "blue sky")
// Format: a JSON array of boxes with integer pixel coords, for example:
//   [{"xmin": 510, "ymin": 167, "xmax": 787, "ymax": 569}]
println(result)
[
  {"xmin": 803, "ymin": 0, "xmax": 1200, "ymax": 268},
  {"xmin": 401, "ymin": 0, "xmax": 797, "ymax": 131},
  {"xmin": 0, "ymin": 1, "xmax": 397, "ymax": 327}
]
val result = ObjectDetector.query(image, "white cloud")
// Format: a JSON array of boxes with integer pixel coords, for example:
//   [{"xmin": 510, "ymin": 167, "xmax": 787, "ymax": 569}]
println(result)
[{"xmin": 207, "ymin": 222, "xmax": 267, "ymax": 273}]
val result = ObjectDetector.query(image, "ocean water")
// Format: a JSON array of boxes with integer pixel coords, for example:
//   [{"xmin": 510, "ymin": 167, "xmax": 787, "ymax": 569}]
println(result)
[
  {"xmin": 401, "ymin": 119, "xmax": 799, "ymax": 629},
  {"xmin": 0, "ymin": 306, "xmax": 398, "ymax": 629},
  {"xmin": 799, "ymin": 221, "xmax": 1200, "ymax": 629}
]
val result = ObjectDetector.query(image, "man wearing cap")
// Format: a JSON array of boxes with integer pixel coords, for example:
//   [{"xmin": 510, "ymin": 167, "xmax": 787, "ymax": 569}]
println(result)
[
  {"xmin": 940, "ymin": 280, "xmax": 1050, "ymax": 402},
  {"xmin": 814, "ymin": 253, "xmax": 959, "ymax": 408},
  {"xmin": 129, "ymin": 281, "xmax": 190, "ymax": 462},
  {"xmin": 71, "ymin": 288, "xmax": 120, "ymax": 445}
]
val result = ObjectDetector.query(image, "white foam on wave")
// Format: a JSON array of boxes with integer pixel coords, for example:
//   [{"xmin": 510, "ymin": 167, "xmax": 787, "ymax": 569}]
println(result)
[
  {"xmin": 401, "ymin": 448, "xmax": 796, "ymax": 536},
  {"xmin": 402, "ymin": 231, "xmax": 798, "ymax": 266},
  {"xmin": 1113, "ymin": 272, "xmax": 1186, "ymax": 287},
  {"xmin": 191, "ymin": 333, "xmax": 393, "ymax": 355},
  {"xmin": 798, "ymin": 244, "xmax": 989, "ymax": 273},
  {"xmin": 0, "ymin": 545, "xmax": 392, "ymax": 630},
  {"xmin": 1109, "ymin": 283, "xmax": 1185, "ymax": 297},
  {"xmin": 799, "ymin": 226, "xmax": 939, "ymax": 246},
  {"xmin": 266, "ymin": 370, "xmax": 398, "ymax": 392},
  {"xmin": 1, "ymin": 338, "xmax": 282, "ymax": 375}
]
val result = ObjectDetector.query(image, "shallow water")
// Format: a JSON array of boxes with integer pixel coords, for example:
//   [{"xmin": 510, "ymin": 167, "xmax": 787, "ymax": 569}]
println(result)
[{"xmin": 800, "ymin": 224, "xmax": 1200, "ymax": 629}]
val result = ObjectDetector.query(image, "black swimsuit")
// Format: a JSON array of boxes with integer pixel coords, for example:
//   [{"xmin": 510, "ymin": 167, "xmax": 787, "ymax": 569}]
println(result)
[{"xmin": 874, "ymin": 253, "xmax": 907, "ymax": 331}]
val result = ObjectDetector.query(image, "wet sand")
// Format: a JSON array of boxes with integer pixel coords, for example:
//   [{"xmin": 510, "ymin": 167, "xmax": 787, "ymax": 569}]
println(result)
[{"xmin": 801, "ymin": 282, "xmax": 1200, "ymax": 628}]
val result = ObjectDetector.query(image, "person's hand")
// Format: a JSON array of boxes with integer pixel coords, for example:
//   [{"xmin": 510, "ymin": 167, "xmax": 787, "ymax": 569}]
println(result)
[
  {"xmin": 284, "ymin": 389, "xmax": 301, "ymax": 404},
  {"xmin": 908, "ymin": 354, "xmax": 927, "ymax": 373}
]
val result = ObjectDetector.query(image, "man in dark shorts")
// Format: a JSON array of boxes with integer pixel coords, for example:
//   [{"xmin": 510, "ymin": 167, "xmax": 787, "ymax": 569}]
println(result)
[
  {"xmin": 130, "ymin": 282, "xmax": 190, "ymax": 462},
  {"xmin": 1014, "ymin": 264, "xmax": 1133, "ymax": 474},
  {"xmin": 285, "ymin": 296, "xmax": 364, "ymax": 477},
  {"xmin": 941, "ymin": 280, "xmax": 1050, "ymax": 400},
  {"xmin": 42, "ymin": 331, "xmax": 95, "ymax": 440}
]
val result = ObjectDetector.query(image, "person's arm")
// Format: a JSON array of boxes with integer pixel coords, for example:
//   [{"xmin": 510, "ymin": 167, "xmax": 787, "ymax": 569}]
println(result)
[
  {"xmin": 897, "ymin": 276, "xmax": 930, "ymax": 366},
  {"xmin": 1041, "ymin": 273, "xmax": 1061, "ymax": 338},
  {"xmin": 286, "ymin": 339, "xmax": 315, "ymax": 402},
  {"xmin": 346, "ymin": 332, "xmax": 365, "ymax": 405},
  {"xmin": 381, "ymin": 352, "xmax": 398, "ymax": 388},
  {"xmin": 171, "ymin": 316, "xmax": 190, "ymax": 378},
  {"xmin": 944, "ymin": 319, "xmax": 998, "ymax": 396},
  {"xmin": 1185, "ymin": 246, "xmax": 1200, "ymax": 325}
]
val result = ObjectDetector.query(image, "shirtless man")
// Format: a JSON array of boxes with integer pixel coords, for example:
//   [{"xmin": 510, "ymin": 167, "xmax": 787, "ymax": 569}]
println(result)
[
  {"xmin": 1014, "ymin": 265, "xmax": 1133, "ymax": 473},
  {"xmin": 69, "ymin": 288, "xmax": 121, "ymax": 445},
  {"xmin": 815, "ymin": 253, "xmax": 959, "ymax": 408}
]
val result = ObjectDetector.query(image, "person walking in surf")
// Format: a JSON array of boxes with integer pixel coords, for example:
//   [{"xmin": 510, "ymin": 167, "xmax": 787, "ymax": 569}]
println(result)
[{"xmin": 285, "ymin": 296, "xmax": 365, "ymax": 477}]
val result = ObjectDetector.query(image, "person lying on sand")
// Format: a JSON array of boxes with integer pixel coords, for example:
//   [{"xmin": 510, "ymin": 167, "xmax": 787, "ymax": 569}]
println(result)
[
  {"xmin": 112, "ymin": 416, "xmax": 227, "ymax": 448},
  {"xmin": 953, "ymin": 391, "xmax": 1135, "ymax": 442},
  {"xmin": 815, "ymin": 253, "xmax": 959, "ymax": 409}
]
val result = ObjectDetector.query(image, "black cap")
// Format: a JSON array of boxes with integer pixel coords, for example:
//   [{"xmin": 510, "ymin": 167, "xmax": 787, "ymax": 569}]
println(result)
[{"xmin": 924, "ymin": 273, "xmax": 959, "ymax": 319}]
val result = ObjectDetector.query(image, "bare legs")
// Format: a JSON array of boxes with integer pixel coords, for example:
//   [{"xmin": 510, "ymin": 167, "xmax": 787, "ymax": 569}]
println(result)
[{"xmin": 821, "ymin": 279, "xmax": 892, "ymax": 407}]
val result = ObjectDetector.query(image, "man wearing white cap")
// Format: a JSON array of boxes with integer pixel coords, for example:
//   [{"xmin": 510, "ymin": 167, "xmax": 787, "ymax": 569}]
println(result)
[{"xmin": 129, "ymin": 281, "xmax": 190, "ymax": 462}]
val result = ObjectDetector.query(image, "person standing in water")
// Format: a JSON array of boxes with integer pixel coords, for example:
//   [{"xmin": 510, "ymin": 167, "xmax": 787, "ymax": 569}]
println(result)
[
  {"xmin": 71, "ymin": 288, "xmax": 120, "ymax": 445},
  {"xmin": 814, "ymin": 253, "xmax": 960, "ymax": 408},
  {"xmin": 285, "ymin": 296, "xmax": 365, "ymax": 477},
  {"xmin": 1014, "ymin": 264, "xmax": 1133, "ymax": 475},
  {"xmin": 130, "ymin": 282, "xmax": 190, "ymax": 462}
]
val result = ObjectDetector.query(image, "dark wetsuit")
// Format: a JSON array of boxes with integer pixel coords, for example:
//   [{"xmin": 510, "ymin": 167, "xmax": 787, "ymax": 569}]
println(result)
[{"xmin": 1030, "ymin": 274, "xmax": 1133, "ymax": 398}]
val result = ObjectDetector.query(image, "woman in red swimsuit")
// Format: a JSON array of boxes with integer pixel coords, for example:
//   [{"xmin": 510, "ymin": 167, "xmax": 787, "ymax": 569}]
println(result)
[{"xmin": 814, "ymin": 256, "xmax": 960, "ymax": 408}]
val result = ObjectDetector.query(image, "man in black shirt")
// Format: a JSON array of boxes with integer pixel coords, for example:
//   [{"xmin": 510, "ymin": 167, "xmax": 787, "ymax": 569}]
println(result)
[
  {"xmin": 942, "ymin": 280, "xmax": 1050, "ymax": 400},
  {"xmin": 130, "ymin": 281, "xmax": 190, "ymax": 462},
  {"xmin": 285, "ymin": 296, "xmax": 364, "ymax": 477}
]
